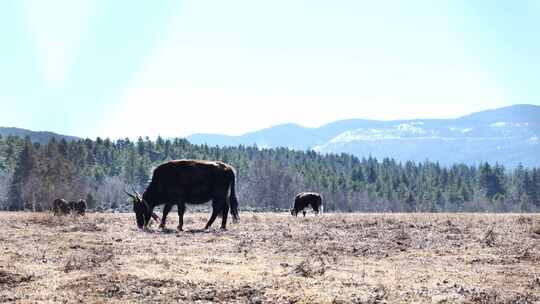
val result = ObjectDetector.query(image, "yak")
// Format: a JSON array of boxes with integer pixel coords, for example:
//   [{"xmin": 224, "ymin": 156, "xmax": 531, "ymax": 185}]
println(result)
[
  {"xmin": 291, "ymin": 192, "xmax": 323, "ymax": 217},
  {"xmin": 126, "ymin": 159, "xmax": 239, "ymax": 231},
  {"xmin": 69, "ymin": 200, "xmax": 87, "ymax": 215},
  {"xmin": 54, "ymin": 198, "xmax": 87, "ymax": 216},
  {"xmin": 53, "ymin": 198, "xmax": 71, "ymax": 216}
]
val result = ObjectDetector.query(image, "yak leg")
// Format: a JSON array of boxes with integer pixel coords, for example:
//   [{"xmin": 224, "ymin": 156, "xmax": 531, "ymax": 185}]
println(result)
[
  {"xmin": 205, "ymin": 210, "xmax": 219, "ymax": 229},
  {"xmin": 220, "ymin": 198, "xmax": 229, "ymax": 230},
  {"xmin": 303, "ymin": 210, "xmax": 306, "ymax": 217},
  {"xmin": 177, "ymin": 204, "xmax": 186, "ymax": 231},
  {"xmin": 205, "ymin": 200, "xmax": 220, "ymax": 229},
  {"xmin": 160, "ymin": 203, "xmax": 173, "ymax": 229}
]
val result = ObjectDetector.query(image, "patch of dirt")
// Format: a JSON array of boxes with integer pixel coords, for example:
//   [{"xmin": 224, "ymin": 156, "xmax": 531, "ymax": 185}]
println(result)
[
  {"xmin": 60, "ymin": 221, "xmax": 104, "ymax": 233},
  {"xmin": 62, "ymin": 273, "xmax": 269, "ymax": 303},
  {"xmin": 62, "ymin": 246, "xmax": 115, "ymax": 273}
]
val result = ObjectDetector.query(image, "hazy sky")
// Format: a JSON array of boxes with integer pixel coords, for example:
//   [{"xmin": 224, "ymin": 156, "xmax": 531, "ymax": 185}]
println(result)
[{"xmin": 1, "ymin": 0, "xmax": 539, "ymax": 139}]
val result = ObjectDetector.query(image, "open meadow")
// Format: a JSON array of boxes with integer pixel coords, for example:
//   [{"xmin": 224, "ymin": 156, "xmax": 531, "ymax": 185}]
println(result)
[{"xmin": 0, "ymin": 212, "xmax": 539, "ymax": 303}]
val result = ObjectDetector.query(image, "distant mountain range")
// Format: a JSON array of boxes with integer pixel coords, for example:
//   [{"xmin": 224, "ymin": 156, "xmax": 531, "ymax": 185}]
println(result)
[
  {"xmin": 2, "ymin": 105, "xmax": 538, "ymax": 168},
  {"xmin": 188, "ymin": 104, "xmax": 540, "ymax": 168},
  {"xmin": 0, "ymin": 127, "xmax": 80, "ymax": 144}
]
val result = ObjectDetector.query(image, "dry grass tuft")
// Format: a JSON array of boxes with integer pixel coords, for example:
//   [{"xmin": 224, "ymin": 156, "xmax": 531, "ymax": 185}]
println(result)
[
  {"xmin": 0, "ymin": 270, "xmax": 34, "ymax": 287},
  {"xmin": 517, "ymin": 215, "xmax": 532, "ymax": 225},
  {"xmin": 482, "ymin": 227, "xmax": 497, "ymax": 247},
  {"xmin": 24, "ymin": 213, "xmax": 106, "ymax": 232},
  {"xmin": 291, "ymin": 258, "xmax": 327, "ymax": 278},
  {"xmin": 532, "ymin": 221, "xmax": 540, "ymax": 235}
]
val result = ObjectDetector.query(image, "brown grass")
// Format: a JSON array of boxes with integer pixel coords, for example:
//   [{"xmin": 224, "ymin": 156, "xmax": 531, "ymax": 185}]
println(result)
[{"xmin": 0, "ymin": 212, "xmax": 539, "ymax": 303}]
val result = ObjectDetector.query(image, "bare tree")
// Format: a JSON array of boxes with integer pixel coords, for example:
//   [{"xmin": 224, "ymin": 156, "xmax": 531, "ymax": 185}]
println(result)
[
  {"xmin": 94, "ymin": 176, "xmax": 131, "ymax": 211},
  {"xmin": 239, "ymin": 159, "xmax": 307, "ymax": 211}
]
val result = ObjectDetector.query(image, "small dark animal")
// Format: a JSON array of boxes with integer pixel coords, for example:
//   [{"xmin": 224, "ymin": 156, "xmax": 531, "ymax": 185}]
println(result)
[
  {"xmin": 291, "ymin": 192, "xmax": 323, "ymax": 217},
  {"xmin": 69, "ymin": 199, "xmax": 87, "ymax": 215},
  {"xmin": 126, "ymin": 159, "xmax": 240, "ymax": 231},
  {"xmin": 53, "ymin": 198, "xmax": 71, "ymax": 216}
]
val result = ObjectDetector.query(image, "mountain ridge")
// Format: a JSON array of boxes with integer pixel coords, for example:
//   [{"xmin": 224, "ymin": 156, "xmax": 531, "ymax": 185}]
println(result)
[
  {"xmin": 1, "ymin": 105, "xmax": 538, "ymax": 167},
  {"xmin": 0, "ymin": 127, "xmax": 80, "ymax": 144},
  {"xmin": 188, "ymin": 104, "xmax": 540, "ymax": 167}
]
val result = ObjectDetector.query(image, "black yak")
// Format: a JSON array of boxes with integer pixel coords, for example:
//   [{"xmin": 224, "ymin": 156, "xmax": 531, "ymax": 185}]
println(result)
[
  {"xmin": 53, "ymin": 198, "xmax": 71, "ymax": 216},
  {"xmin": 69, "ymin": 199, "xmax": 87, "ymax": 215},
  {"xmin": 126, "ymin": 160, "xmax": 239, "ymax": 230},
  {"xmin": 291, "ymin": 192, "xmax": 323, "ymax": 217}
]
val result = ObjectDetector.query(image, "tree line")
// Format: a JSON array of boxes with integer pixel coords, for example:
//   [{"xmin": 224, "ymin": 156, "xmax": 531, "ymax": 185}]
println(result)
[{"xmin": 0, "ymin": 135, "xmax": 538, "ymax": 212}]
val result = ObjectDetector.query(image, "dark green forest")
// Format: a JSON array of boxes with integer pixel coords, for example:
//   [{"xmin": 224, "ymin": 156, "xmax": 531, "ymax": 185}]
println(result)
[{"xmin": 0, "ymin": 135, "xmax": 538, "ymax": 212}]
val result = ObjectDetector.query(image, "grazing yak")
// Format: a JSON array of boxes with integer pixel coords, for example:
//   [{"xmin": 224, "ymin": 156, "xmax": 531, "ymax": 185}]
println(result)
[
  {"xmin": 53, "ymin": 198, "xmax": 71, "ymax": 216},
  {"xmin": 53, "ymin": 199, "xmax": 87, "ymax": 216},
  {"xmin": 291, "ymin": 192, "xmax": 323, "ymax": 217},
  {"xmin": 69, "ymin": 200, "xmax": 87, "ymax": 215},
  {"xmin": 126, "ymin": 159, "xmax": 239, "ymax": 231}
]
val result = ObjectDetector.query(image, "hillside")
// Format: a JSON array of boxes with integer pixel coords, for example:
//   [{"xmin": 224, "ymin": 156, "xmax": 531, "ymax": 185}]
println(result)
[{"xmin": 188, "ymin": 104, "xmax": 540, "ymax": 168}]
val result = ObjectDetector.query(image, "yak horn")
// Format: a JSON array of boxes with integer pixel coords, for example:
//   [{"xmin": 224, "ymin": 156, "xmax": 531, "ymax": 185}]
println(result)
[
  {"xmin": 131, "ymin": 187, "xmax": 142, "ymax": 198},
  {"xmin": 124, "ymin": 190, "xmax": 136, "ymax": 200}
]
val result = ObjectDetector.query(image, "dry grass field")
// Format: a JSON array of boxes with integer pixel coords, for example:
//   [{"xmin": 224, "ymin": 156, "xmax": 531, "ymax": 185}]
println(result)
[{"xmin": 0, "ymin": 211, "xmax": 539, "ymax": 303}]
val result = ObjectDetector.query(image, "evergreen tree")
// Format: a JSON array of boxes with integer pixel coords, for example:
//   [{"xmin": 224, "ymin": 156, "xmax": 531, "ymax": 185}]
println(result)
[
  {"xmin": 8, "ymin": 138, "xmax": 38, "ymax": 210},
  {"xmin": 0, "ymin": 134, "xmax": 538, "ymax": 212}
]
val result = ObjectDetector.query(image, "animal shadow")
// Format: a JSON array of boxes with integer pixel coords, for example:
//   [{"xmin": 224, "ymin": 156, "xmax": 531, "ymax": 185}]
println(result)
[{"xmin": 181, "ymin": 228, "xmax": 226, "ymax": 234}]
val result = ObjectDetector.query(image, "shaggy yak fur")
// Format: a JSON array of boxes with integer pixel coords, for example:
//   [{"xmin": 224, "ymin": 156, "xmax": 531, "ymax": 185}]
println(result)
[
  {"xmin": 291, "ymin": 192, "xmax": 323, "ymax": 217},
  {"xmin": 126, "ymin": 159, "xmax": 239, "ymax": 230}
]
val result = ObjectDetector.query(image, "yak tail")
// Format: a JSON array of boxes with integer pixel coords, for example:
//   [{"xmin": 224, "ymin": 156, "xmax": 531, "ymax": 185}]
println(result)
[
  {"xmin": 319, "ymin": 195, "xmax": 324, "ymax": 215},
  {"xmin": 229, "ymin": 173, "xmax": 240, "ymax": 223}
]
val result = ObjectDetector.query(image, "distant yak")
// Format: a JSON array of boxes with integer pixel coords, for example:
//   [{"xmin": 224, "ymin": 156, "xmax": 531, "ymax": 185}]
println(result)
[
  {"xmin": 126, "ymin": 159, "xmax": 239, "ymax": 230},
  {"xmin": 53, "ymin": 198, "xmax": 87, "ymax": 216},
  {"xmin": 291, "ymin": 192, "xmax": 323, "ymax": 217},
  {"xmin": 69, "ymin": 199, "xmax": 87, "ymax": 216},
  {"xmin": 53, "ymin": 198, "xmax": 71, "ymax": 216}
]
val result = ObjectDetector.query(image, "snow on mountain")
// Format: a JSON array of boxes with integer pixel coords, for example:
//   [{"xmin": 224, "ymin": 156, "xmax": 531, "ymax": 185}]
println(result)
[{"xmin": 187, "ymin": 104, "xmax": 540, "ymax": 168}]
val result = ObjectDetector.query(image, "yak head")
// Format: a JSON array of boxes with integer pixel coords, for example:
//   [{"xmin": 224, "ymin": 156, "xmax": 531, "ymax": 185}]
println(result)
[
  {"xmin": 125, "ymin": 190, "xmax": 160, "ymax": 229},
  {"xmin": 290, "ymin": 208, "xmax": 298, "ymax": 216}
]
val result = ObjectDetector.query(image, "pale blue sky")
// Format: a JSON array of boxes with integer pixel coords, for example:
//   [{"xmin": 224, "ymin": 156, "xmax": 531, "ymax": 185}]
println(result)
[{"xmin": 1, "ymin": 0, "xmax": 539, "ymax": 138}]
